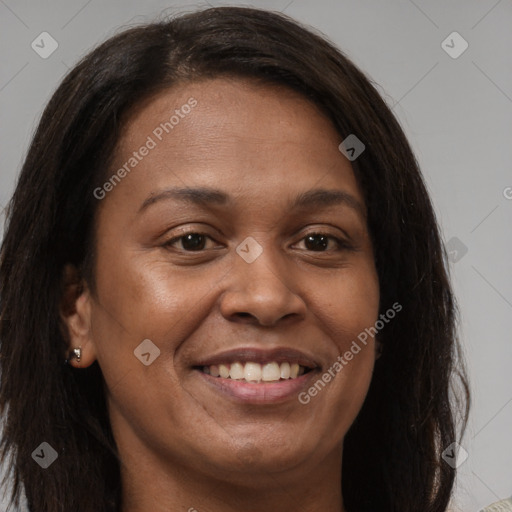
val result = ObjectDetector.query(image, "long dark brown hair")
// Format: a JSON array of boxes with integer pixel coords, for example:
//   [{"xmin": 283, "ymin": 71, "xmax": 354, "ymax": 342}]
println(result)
[{"xmin": 0, "ymin": 6, "xmax": 469, "ymax": 511}]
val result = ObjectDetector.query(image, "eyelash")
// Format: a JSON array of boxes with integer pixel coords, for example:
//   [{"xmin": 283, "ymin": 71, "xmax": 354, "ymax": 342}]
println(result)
[{"xmin": 163, "ymin": 230, "xmax": 352, "ymax": 253}]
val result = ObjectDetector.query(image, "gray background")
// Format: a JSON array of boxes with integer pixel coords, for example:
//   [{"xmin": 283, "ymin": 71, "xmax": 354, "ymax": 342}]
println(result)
[{"xmin": 1, "ymin": 0, "xmax": 511, "ymax": 510}]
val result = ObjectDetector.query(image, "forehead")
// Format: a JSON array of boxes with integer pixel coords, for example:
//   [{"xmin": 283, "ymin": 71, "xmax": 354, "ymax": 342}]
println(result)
[
  {"xmin": 104, "ymin": 77, "xmax": 363, "ymax": 215},
  {"xmin": 118, "ymin": 77, "xmax": 339, "ymax": 150}
]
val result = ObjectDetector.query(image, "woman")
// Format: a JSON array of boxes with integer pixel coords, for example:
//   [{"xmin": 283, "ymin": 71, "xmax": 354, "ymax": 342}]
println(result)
[{"xmin": 0, "ymin": 6, "xmax": 469, "ymax": 512}]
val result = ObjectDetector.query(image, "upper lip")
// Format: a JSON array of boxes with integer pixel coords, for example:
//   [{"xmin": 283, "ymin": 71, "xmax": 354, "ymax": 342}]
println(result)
[{"xmin": 193, "ymin": 347, "xmax": 320, "ymax": 369}]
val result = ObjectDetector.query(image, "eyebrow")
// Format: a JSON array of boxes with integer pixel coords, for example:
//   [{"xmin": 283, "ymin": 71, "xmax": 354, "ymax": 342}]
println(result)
[{"xmin": 138, "ymin": 186, "xmax": 365, "ymax": 219}]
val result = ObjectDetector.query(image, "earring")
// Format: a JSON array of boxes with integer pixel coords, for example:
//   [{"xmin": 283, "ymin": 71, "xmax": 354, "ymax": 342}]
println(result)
[
  {"xmin": 73, "ymin": 347, "xmax": 82, "ymax": 363},
  {"xmin": 65, "ymin": 346, "xmax": 82, "ymax": 365}
]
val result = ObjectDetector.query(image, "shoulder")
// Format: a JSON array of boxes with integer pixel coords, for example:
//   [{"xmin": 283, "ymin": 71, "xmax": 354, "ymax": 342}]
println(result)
[{"xmin": 479, "ymin": 497, "xmax": 512, "ymax": 512}]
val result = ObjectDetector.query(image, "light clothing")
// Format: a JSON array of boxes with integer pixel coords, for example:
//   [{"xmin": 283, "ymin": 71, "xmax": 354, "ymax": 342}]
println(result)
[{"xmin": 479, "ymin": 497, "xmax": 512, "ymax": 512}]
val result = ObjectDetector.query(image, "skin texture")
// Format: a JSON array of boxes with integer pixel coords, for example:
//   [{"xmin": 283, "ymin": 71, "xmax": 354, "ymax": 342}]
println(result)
[{"xmin": 61, "ymin": 77, "xmax": 380, "ymax": 512}]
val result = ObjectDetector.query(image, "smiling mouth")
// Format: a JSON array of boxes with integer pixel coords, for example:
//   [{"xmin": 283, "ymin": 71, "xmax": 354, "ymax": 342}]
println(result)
[{"xmin": 198, "ymin": 361, "xmax": 312, "ymax": 383}]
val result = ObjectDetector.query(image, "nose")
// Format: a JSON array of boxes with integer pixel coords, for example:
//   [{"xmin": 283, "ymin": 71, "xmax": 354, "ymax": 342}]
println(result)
[{"xmin": 219, "ymin": 245, "xmax": 307, "ymax": 327}]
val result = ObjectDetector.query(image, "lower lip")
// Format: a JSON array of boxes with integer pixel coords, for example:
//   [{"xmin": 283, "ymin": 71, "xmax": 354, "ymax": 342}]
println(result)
[{"xmin": 196, "ymin": 369, "xmax": 320, "ymax": 404}]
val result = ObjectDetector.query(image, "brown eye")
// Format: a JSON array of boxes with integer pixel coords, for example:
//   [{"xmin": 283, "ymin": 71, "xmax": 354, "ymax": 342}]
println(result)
[
  {"xmin": 304, "ymin": 234, "xmax": 329, "ymax": 251},
  {"xmin": 299, "ymin": 233, "xmax": 348, "ymax": 252},
  {"xmin": 165, "ymin": 232, "xmax": 213, "ymax": 251}
]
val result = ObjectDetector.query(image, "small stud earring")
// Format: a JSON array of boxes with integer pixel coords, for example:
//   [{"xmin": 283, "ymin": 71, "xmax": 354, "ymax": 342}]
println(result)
[
  {"xmin": 64, "ymin": 347, "xmax": 82, "ymax": 365},
  {"xmin": 73, "ymin": 347, "xmax": 82, "ymax": 363}
]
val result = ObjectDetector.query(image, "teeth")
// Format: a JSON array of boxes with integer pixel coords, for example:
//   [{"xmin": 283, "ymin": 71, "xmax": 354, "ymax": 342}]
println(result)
[
  {"xmin": 202, "ymin": 361, "xmax": 309, "ymax": 382},
  {"xmin": 262, "ymin": 362, "xmax": 281, "ymax": 382},
  {"xmin": 229, "ymin": 362, "xmax": 244, "ymax": 380},
  {"xmin": 244, "ymin": 362, "xmax": 262, "ymax": 382},
  {"xmin": 280, "ymin": 362, "xmax": 290, "ymax": 379},
  {"xmin": 219, "ymin": 364, "xmax": 230, "ymax": 379}
]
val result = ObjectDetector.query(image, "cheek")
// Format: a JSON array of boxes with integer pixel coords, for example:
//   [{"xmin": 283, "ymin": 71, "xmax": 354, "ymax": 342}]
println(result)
[
  {"xmin": 89, "ymin": 254, "xmax": 215, "ymax": 431},
  {"xmin": 89, "ymin": 247, "xmax": 224, "ymax": 393},
  {"xmin": 300, "ymin": 261, "xmax": 379, "ymax": 424},
  {"xmin": 311, "ymin": 261, "xmax": 380, "ymax": 352},
  {"xmin": 93, "ymin": 248, "xmax": 203, "ymax": 335}
]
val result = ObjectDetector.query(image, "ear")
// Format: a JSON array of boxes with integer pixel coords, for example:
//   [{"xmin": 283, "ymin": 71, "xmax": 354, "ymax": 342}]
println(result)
[{"xmin": 59, "ymin": 263, "xmax": 97, "ymax": 368}]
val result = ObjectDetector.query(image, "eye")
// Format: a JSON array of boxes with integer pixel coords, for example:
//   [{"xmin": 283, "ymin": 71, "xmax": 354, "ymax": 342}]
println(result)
[
  {"xmin": 163, "ymin": 230, "xmax": 352, "ymax": 253},
  {"xmin": 163, "ymin": 232, "xmax": 217, "ymax": 252},
  {"xmin": 295, "ymin": 233, "xmax": 350, "ymax": 252}
]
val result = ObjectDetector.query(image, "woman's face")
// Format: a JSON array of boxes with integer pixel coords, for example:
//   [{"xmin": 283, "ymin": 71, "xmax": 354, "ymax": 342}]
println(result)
[{"xmin": 65, "ymin": 77, "xmax": 379, "ymax": 486}]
